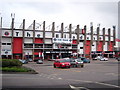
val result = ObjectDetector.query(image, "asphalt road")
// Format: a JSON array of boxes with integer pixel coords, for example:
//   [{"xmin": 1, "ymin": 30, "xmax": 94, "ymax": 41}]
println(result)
[{"xmin": 2, "ymin": 58, "xmax": 120, "ymax": 90}]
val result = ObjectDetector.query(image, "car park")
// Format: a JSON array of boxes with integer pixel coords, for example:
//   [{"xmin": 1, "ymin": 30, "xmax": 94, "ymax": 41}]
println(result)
[
  {"xmin": 66, "ymin": 58, "xmax": 84, "ymax": 68},
  {"xmin": 36, "ymin": 59, "xmax": 43, "ymax": 64},
  {"xmin": 19, "ymin": 59, "xmax": 28, "ymax": 64},
  {"xmin": 53, "ymin": 59, "xmax": 71, "ymax": 68}
]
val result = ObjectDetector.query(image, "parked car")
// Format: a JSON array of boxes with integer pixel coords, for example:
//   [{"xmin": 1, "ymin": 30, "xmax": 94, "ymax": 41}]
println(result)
[
  {"xmin": 48, "ymin": 59, "xmax": 56, "ymax": 61},
  {"xmin": 28, "ymin": 58, "xmax": 33, "ymax": 62},
  {"xmin": 82, "ymin": 58, "xmax": 90, "ymax": 63},
  {"xmin": 34, "ymin": 59, "xmax": 42, "ymax": 62},
  {"xmin": 99, "ymin": 57, "xmax": 108, "ymax": 61},
  {"xmin": 92, "ymin": 56, "xmax": 103, "ymax": 60},
  {"xmin": 66, "ymin": 58, "xmax": 84, "ymax": 68},
  {"xmin": 78, "ymin": 57, "xmax": 90, "ymax": 63},
  {"xmin": 19, "ymin": 59, "xmax": 28, "ymax": 64},
  {"xmin": 53, "ymin": 59, "xmax": 71, "ymax": 68},
  {"xmin": 36, "ymin": 59, "xmax": 43, "ymax": 64}
]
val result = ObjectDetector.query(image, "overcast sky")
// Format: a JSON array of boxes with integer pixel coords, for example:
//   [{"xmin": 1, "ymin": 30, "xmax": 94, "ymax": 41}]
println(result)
[{"xmin": 0, "ymin": 0, "xmax": 119, "ymax": 40}]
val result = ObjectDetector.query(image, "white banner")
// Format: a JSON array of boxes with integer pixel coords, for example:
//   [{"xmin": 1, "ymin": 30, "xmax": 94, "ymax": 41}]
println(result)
[{"xmin": 53, "ymin": 38, "xmax": 72, "ymax": 44}]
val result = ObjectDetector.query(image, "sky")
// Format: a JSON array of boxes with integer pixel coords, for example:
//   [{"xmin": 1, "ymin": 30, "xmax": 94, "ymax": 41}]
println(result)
[{"xmin": 0, "ymin": 0, "xmax": 119, "ymax": 45}]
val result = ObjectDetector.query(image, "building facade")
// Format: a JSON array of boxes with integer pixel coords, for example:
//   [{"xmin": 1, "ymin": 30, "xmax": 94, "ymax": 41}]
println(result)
[{"xmin": 0, "ymin": 19, "xmax": 116, "ymax": 60}]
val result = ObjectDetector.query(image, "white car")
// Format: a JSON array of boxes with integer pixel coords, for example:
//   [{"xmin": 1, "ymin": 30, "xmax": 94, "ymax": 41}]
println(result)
[
  {"xmin": 99, "ymin": 57, "xmax": 108, "ymax": 61},
  {"xmin": 19, "ymin": 59, "xmax": 28, "ymax": 64},
  {"xmin": 93, "ymin": 56, "xmax": 102, "ymax": 60}
]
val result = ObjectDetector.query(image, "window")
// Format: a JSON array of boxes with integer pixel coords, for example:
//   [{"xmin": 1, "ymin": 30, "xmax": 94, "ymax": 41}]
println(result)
[
  {"xmin": 2, "ymin": 43, "xmax": 6, "ymax": 45},
  {"xmin": 64, "ymin": 34, "xmax": 66, "ymax": 38},
  {"xmin": 79, "ymin": 40, "xmax": 83, "ymax": 42},
  {"xmin": 56, "ymin": 34, "xmax": 59, "ymax": 38},
  {"xmin": 7, "ymin": 43, "xmax": 11, "ymax": 45}
]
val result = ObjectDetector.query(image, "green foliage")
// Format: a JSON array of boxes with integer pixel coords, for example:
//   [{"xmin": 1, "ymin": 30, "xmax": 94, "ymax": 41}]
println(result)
[
  {"xmin": 1, "ymin": 59, "xmax": 22, "ymax": 67},
  {"xmin": 0, "ymin": 59, "xmax": 36, "ymax": 73},
  {"xmin": 1, "ymin": 66, "xmax": 35, "ymax": 72}
]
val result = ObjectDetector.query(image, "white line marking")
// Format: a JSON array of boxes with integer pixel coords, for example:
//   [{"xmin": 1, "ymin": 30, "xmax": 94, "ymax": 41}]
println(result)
[
  {"xmin": 58, "ymin": 78, "xmax": 62, "ymax": 80},
  {"xmin": 105, "ymin": 73, "xmax": 118, "ymax": 76},
  {"xmin": 69, "ymin": 84, "xmax": 90, "ymax": 90},
  {"xmin": 94, "ymin": 82, "xmax": 120, "ymax": 88},
  {"xmin": 67, "ymin": 79, "xmax": 120, "ymax": 88}
]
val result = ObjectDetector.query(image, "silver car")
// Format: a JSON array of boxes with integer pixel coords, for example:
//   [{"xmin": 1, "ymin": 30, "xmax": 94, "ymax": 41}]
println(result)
[
  {"xmin": 99, "ymin": 57, "xmax": 108, "ymax": 61},
  {"xmin": 19, "ymin": 59, "xmax": 28, "ymax": 64},
  {"xmin": 36, "ymin": 59, "xmax": 43, "ymax": 64},
  {"xmin": 67, "ymin": 58, "xmax": 84, "ymax": 68}
]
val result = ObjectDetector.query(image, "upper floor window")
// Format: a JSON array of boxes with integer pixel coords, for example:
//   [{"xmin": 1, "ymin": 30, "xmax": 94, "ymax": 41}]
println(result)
[
  {"xmin": 2, "ymin": 43, "xmax": 11, "ymax": 45},
  {"xmin": 64, "ymin": 34, "xmax": 66, "ymax": 38},
  {"xmin": 56, "ymin": 34, "xmax": 59, "ymax": 38},
  {"xmin": 2, "ymin": 43, "xmax": 6, "ymax": 45},
  {"xmin": 73, "ymin": 36, "xmax": 75, "ymax": 39}
]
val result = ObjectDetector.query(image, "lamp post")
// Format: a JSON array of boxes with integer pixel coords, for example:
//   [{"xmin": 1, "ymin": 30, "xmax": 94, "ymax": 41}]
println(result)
[
  {"xmin": 0, "ymin": 13, "xmax": 2, "ymax": 59},
  {"xmin": 11, "ymin": 13, "xmax": 15, "ymax": 59}
]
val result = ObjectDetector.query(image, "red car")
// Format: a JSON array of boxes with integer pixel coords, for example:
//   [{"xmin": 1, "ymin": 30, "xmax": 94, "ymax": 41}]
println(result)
[{"xmin": 53, "ymin": 59, "xmax": 71, "ymax": 68}]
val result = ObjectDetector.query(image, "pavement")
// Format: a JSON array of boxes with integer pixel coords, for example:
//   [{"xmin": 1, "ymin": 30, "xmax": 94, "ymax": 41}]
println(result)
[{"xmin": 2, "ymin": 58, "xmax": 120, "ymax": 90}]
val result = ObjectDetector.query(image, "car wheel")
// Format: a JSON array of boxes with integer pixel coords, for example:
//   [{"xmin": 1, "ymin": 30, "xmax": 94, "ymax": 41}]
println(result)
[
  {"xmin": 54, "ymin": 65, "xmax": 56, "ymax": 68},
  {"xmin": 81, "ymin": 65, "xmax": 84, "ymax": 68},
  {"xmin": 68, "ymin": 66, "xmax": 70, "ymax": 68},
  {"xmin": 75, "ymin": 65, "xmax": 78, "ymax": 68}
]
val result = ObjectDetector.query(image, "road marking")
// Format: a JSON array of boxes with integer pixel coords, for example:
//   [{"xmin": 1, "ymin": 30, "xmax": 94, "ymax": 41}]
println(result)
[
  {"xmin": 67, "ymin": 79, "xmax": 120, "ymax": 88},
  {"xmin": 55, "ymin": 68, "xmax": 81, "ymax": 72},
  {"xmin": 67, "ymin": 79, "xmax": 92, "ymax": 83},
  {"xmin": 71, "ymin": 70, "xmax": 81, "ymax": 72},
  {"xmin": 58, "ymin": 78, "xmax": 62, "ymax": 80},
  {"xmin": 38, "ymin": 73, "xmax": 63, "ymax": 80},
  {"xmin": 94, "ymin": 82, "xmax": 120, "ymax": 88},
  {"xmin": 105, "ymin": 73, "xmax": 118, "ymax": 76},
  {"xmin": 69, "ymin": 84, "xmax": 90, "ymax": 90}
]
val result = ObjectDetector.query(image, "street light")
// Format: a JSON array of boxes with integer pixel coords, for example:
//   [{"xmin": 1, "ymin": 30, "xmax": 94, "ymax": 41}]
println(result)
[{"xmin": 0, "ymin": 13, "xmax": 2, "ymax": 59}]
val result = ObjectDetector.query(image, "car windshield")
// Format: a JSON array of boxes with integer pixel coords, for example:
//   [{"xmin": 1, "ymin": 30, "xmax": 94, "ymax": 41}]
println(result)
[
  {"xmin": 75, "ymin": 59, "xmax": 82, "ymax": 62},
  {"xmin": 59, "ymin": 60, "xmax": 69, "ymax": 62},
  {"xmin": 38, "ymin": 60, "xmax": 42, "ymax": 61},
  {"xmin": 81, "ymin": 57, "xmax": 85, "ymax": 60}
]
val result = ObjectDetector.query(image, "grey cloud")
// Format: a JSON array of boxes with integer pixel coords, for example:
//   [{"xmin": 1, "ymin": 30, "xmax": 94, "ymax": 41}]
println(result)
[
  {"xmin": 17, "ymin": 2, "xmax": 64, "ymax": 14},
  {"xmin": 92, "ymin": 2, "xmax": 118, "ymax": 16}
]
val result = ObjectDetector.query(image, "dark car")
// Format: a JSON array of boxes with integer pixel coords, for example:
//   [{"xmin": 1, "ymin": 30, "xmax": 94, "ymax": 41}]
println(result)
[
  {"xmin": 81, "ymin": 57, "xmax": 90, "ymax": 63},
  {"xmin": 34, "ymin": 59, "xmax": 41, "ymax": 62},
  {"xmin": 116, "ymin": 57, "xmax": 120, "ymax": 61},
  {"xmin": 78, "ymin": 57, "xmax": 90, "ymax": 63},
  {"xmin": 66, "ymin": 58, "xmax": 84, "ymax": 68},
  {"xmin": 53, "ymin": 59, "xmax": 71, "ymax": 68},
  {"xmin": 36, "ymin": 59, "xmax": 43, "ymax": 64}
]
